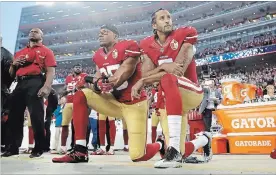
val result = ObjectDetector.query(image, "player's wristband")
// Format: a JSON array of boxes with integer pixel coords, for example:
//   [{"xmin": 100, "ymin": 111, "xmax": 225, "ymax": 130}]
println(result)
[{"xmin": 84, "ymin": 76, "xmax": 95, "ymax": 84}]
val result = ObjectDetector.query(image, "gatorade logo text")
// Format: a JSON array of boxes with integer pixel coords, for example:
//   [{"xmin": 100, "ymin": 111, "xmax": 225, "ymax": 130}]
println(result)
[
  {"xmin": 235, "ymin": 140, "xmax": 272, "ymax": 147},
  {"xmin": 231, "ymin": 117, "xmax": 276, "ymax": 129}
]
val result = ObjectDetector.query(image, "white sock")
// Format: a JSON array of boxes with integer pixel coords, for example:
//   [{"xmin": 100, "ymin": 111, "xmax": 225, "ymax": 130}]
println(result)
[
  {"xmin": 29, "ymin": 144, "xmax": 34, "ymax": 148},
  {"xmin": 76, "ymin": 140, "xmax": 86, "ymax": 147},
  {"xmin": 124, "ymin": 145, "xmax": 129, "ymax": 149},
  {"xmin": 167, "ymin": 115, "xmax": 182, "ymax": 152},
  {"xmin": 191, "ymin": 135, "xmax": 208, "ymax": 152}
]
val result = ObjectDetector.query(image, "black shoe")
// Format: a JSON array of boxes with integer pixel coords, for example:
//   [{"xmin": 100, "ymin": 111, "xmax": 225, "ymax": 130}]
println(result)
[
  {"xmin": 29, "ymin": 152, "xmax": 43, "ymax": 158},
  {"xmin": 184, "ymin": 156, "xmax": 205, "ymax": 164},
  {"xmin": 154, "ymin": 146, "xmax": 182, "ymax": 168},
  {"xmin": 1, "ymin": 145, "xmax": 6, "ymax": 153},
  {"xmin": 1, "ymin": 150, "xmax": 19, "ymax": 157}
]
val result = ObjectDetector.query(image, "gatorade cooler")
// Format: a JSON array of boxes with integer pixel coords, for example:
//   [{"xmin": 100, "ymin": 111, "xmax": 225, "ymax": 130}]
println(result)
[{"xmin": 221, "ymin": 78, "xmax": 243, "ymax": 106}]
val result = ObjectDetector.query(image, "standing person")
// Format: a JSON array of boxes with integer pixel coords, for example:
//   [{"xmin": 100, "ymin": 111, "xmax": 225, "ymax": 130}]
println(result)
[
  {"xmin": 44, "ymin": 88, "xmax": 58, "ymax": 152},
  {"xmin": 51, "ymin": 96, "xmax": 65, "ymax": 153},
  {"xmin": 199, "ymin": 80, "xmax": 221, "ymax": 132},
  {"xmin": 60, "ymin": 64, "xmax": 87, "ymax": 154},
  {"xmin": 88, "ymin": 109, "xmax": 99, "ymax": 152},
  {"xmin": 2, "ymin": 28, "xmax": 56, "ymax": 158},
  {"xmin": 122, "ymin": 118, "xmax": 129, "ymax": 151},
  {"xmin": 1, "ymin": 46, "xmax": 15, "ymax": 152},
  {"xmin": 92, "ymin": 114, "xmax": 116, "ymax": 155}
]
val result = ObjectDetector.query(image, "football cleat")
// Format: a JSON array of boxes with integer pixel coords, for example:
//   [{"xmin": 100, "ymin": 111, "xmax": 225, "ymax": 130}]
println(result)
[
  {"xmin": 21, "ymin": 148, "xmax": 33, "ymax": 154},
  {"xmin": 90, "ymin": 148, "xmax": 106, "ymax": 155},
  {"xmin": 106, "ymin": 148, "xmax": 115, "ymax": 155},
  {"xmin": 154, "ymin": 146, "xmax": 182, "ymax": 168},
  {"xmin": 270, "ymin": 149, "xmax": 276, "ymax": 159},
  {"xmin": 184, "ymin": 156, "xmax": 205, "ymax": 164},
  {"xmin": 52, "ymin": 145, "xmax": 89, "ymax": 163}
]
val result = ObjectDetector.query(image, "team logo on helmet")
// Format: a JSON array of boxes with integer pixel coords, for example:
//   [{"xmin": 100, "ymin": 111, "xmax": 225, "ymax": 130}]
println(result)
[
  {"xmin": 170, "ymin": 39, "xmax": 178, "ymax": 50},
  {"xmin": 112, "ymin": 49, "xmax": 118, "ymax": 59}
]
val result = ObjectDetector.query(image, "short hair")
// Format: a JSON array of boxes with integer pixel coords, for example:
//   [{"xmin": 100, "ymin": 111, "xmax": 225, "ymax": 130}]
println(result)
[
  {"xmin": 101, "ymin": 24, "xmax": 119, "ymax": 37},
  {"xmin": 151, "ymin": 8, "xmax": 166, "ymax": 25},
  {"xmin": 73, "ymin": 63, "xmax": 82, "ymax": 68}
]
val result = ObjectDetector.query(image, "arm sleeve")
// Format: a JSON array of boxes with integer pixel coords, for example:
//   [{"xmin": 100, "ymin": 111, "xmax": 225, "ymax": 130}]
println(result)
[
  {"xmin": 183, "ymin": 26, "xmax": 198, "ymax": 45},
  {"xmin": 124, "ymin": 40, "xmax": 141, "ymax": 60}
]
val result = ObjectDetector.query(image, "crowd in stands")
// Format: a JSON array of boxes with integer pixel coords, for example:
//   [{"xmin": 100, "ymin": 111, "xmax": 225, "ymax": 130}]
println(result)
[
  {"xmin": 17, "ymin": 10, "xmax": 275, "ymax": 60},
  {"xmin": 196, "ymin": 32, "xmax": 276, "ymax": 59},
  {"xmin": 19, "ymin": 1, "xmax": 263, "ymax": 41},
  {"xmin": 209, "ymin": 64, "xmax": 276, "ymax": 94}
]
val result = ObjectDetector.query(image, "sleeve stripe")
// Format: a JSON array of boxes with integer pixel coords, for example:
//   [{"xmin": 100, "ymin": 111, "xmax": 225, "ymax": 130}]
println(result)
[
  {"xmin": 186, "ymin": 35, "xmax": 198, "ymax": 39},
  {"xmin": 125, "ymin": 50, "xmax": 141, "ymax": 54}
]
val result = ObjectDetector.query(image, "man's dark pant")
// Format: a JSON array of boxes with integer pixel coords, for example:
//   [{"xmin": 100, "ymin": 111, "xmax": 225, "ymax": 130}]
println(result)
[
  {"xmin": 6, "ymin": 76, "xmax": 45, "ymax": 153},
  {"xmin": 202, "ymin": 108, "xmax": 213, "ymax": 132},
  {"xmin": 44, "ymin": 107, "xmax": 55, "ymax": 151}
]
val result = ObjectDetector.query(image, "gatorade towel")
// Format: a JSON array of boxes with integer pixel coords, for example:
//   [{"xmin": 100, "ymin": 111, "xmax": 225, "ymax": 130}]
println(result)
[{"xmin": 221, "ymin": 79, "xmax": 243, "ymax": 106}]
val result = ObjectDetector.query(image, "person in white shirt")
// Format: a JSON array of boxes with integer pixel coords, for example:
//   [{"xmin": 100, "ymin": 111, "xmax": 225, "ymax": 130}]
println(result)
[
  {"xmin": 88, "ymin": 109, "xmax": 99, "ymax": 151},
  {"xmin": 264, "ymin": 84, "xmax": 275, "ymax": 99}
]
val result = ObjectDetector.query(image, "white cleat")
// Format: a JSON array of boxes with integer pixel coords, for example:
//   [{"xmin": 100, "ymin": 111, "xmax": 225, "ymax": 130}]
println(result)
[{"xmin": 154, "ymin": 146, "xmax": 182, "ymax": 168}]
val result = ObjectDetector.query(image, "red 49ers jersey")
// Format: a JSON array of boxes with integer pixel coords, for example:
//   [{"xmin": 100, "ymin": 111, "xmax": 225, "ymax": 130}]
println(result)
[
  {"xmin": 65, "ymin": 73, "xmax": 88, "ymax": 103},
  {"xmin": 93, "ymin": 39, "xmax": 146, "ymax": 104},
  {"xmin": 140, "ymin": 26, "xmax": 198, "ymax": 84}
]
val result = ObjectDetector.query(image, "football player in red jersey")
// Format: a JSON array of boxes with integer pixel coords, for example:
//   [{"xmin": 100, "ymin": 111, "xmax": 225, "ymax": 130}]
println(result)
[
  {"xmin": 52, "ymin": 24, "xmax": 166, "ymax": 163},
  {"xmin": 59, "ymin": 64, "xmax": 87, "ymax": 154},
  {"xmin": 131, "ymin": 9, "xmax": 212, "ymax": 168}
]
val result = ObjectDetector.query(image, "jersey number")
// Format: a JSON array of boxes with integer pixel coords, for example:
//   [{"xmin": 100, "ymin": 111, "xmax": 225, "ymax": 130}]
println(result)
[{"xmin": 99, "ymin": 64, "xmax": 128, "ymax": 90}]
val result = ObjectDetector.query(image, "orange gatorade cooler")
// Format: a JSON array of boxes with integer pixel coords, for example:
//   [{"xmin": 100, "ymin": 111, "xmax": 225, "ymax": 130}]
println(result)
[
  {"xmin": 241, "ymin": 84, "xmax": 257, "ymax": 102},
  {"xmin": 221, "ymin": 79, "xmax": 243, "ymax": 106}
]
